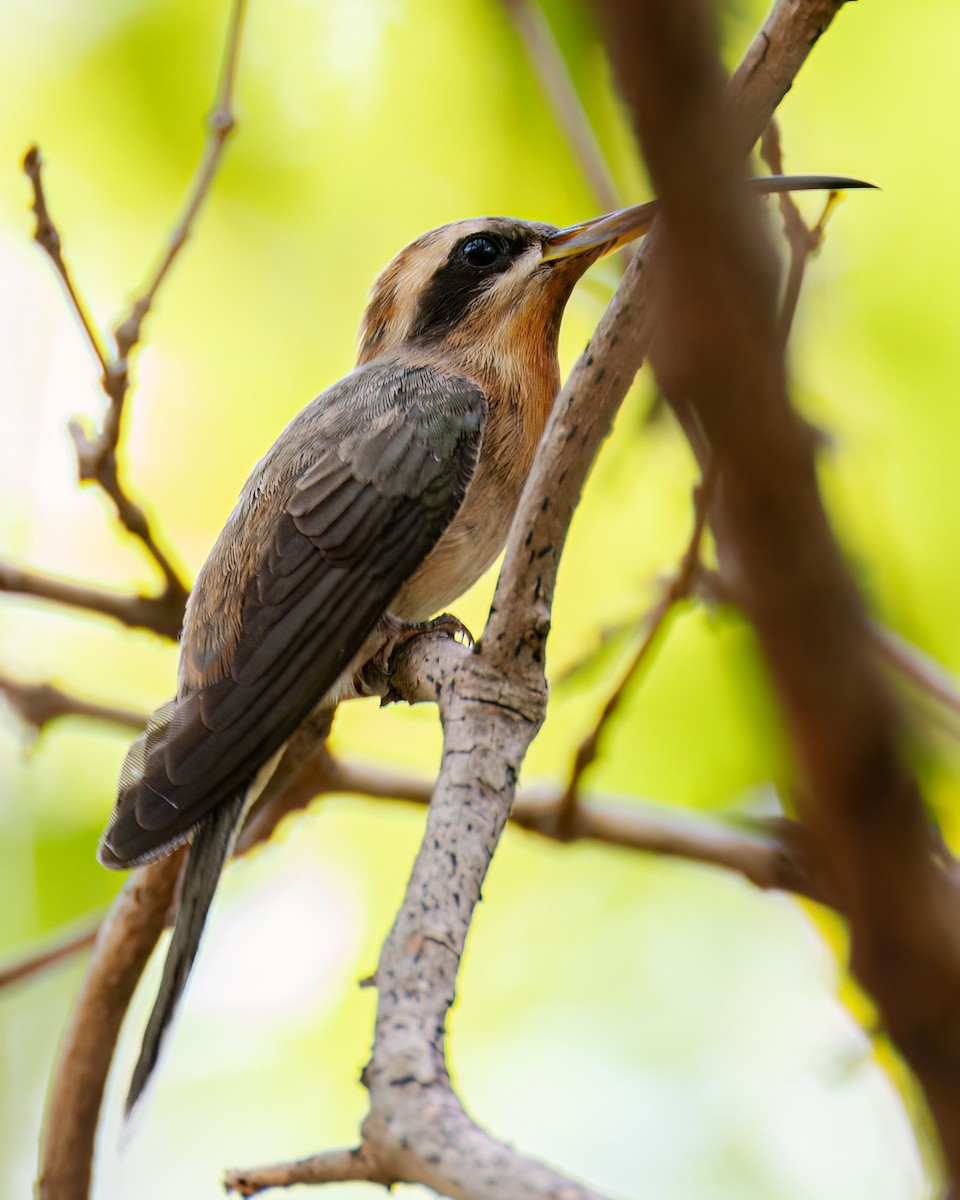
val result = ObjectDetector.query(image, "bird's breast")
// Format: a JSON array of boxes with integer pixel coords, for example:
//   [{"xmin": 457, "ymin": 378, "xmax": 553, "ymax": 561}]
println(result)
[{"xmin": 390, "ymin": 397, "xmax": 537, "ymax": 622}]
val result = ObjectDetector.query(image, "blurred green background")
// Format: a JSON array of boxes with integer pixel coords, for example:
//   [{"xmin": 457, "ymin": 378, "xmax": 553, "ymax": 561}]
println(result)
[{"xmin": 0, "ymin": 0, "xmax": 955, "ymax": 1195}]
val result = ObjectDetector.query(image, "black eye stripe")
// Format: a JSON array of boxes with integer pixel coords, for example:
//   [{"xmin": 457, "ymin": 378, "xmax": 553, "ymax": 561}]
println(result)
[{"xmin": 410, "ymin": 232, "xmax": 527, "ymax": 340}]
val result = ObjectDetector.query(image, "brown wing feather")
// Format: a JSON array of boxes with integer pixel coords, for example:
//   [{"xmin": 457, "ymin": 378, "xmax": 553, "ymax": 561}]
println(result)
[{"xmin": 100, "ymin": 363, "xmax": 486, "ymax": 866}]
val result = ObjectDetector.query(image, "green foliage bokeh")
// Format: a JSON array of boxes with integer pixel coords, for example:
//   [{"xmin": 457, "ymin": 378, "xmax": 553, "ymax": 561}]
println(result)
[{"xmin": 0, "ymin": 0, "xmax": 955, "ymax": 1196}]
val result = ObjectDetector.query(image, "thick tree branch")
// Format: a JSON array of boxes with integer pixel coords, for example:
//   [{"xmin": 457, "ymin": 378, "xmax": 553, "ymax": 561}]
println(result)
[
  {"xmin": 726, "ymin": 0, "xmax": 853, "ymax": 157},
  {"xmin": 37, "ymin": 852, "xmax": 185, "ymax": 1200},
  {"xmin": 602, "ymin": 0, "xmax": 960, "ymax": 1182},
  {"xmin": 232, "ymin": 640, "xmax": 616, "ymax": 1199}
]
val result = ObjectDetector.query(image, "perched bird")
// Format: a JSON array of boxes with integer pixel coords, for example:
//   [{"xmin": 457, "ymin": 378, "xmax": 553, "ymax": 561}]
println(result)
[{"xmin": 99, "ymin": 173, "xmax": 872, "ymax": 1119}]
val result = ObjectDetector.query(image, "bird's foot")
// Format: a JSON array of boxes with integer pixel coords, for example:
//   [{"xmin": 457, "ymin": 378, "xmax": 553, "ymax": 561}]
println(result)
[{"xmin": 357, "ymin": 612, "xmax": 474, "ymax": 703}]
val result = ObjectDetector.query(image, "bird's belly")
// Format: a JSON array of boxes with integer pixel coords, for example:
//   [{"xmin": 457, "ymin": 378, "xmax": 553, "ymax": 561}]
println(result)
[{"xmin": 390, "ymin": 499, "xmax": 514, "ymax": 623}]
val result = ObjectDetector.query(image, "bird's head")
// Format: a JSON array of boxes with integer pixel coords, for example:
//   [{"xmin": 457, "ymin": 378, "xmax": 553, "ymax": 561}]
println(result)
[
  {"xmin": 356, "ymin": 175, "xmax": 874, "ymax": 390},
  {"xmin": 356, "ymin": 201, "xmax": 658, "ymax": 372}
]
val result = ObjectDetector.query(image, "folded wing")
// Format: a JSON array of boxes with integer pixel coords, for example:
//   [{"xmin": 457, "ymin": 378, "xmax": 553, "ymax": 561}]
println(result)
[{"xmin": 100, "ymin": 363, "xmax": 487, "ymax": 866}]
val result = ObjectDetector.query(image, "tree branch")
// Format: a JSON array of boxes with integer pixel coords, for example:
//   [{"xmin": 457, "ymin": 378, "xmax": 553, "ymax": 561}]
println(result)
[
  {"xmin": 19, "ymin": 0, "xmax": 246, "ymax": 621},
  {"xmin": 0, "ymin": 558, "xmax": 184, "ymax": 639},
  {"xmin": 22, "ymin": 146, "xmax": 113, "ymax": 379},
  {"xmin": 0, "ymin": 921, "xmax": 100, "ymax": 990},
  {"xmin": 37, "ymin": 852, "xmax": 185, "ymax": 1200},
  {"xmin": 0, "ymin": 672, "xmax": 146, "ymax": 734},
  {"xmin": 760, "ymin": 117, "xmax": 844, "ymax": 342},
  {"xmin": 601, "ymin": 0, "xmax": 960, "ymax": 1182},
  {"xmin": 110, "ymin": 0, "xmax": 245, "ymax": 365},
  {"xmin": 554, "ymin": 464, "xmax": 716, "ymax": 835},
  {"xmin": 22, "ymin": 146, "xmax": 190, "ymax": 607},
  {"xmin": 869, "ymin": 622, "xmax": 960, "ymax": 728},
  {"xmin": 226, "ymin": 1147, "xmax": 391, "ymax": 1196}
]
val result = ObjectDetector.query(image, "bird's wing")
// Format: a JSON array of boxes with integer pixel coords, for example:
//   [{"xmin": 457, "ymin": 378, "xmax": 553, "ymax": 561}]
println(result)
[{"xmin": 101, "ymin": 363, "xmax": 487, "ymax": 867}]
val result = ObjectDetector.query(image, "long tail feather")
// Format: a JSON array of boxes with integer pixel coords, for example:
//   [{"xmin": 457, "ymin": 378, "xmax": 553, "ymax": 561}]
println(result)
[{"xmin": 124, "ymin": 790, "xmax": 248, "ymax": 1123}]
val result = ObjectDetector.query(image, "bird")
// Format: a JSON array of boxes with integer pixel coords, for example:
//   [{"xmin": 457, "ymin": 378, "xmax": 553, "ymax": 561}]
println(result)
[{"xmin": 98, "ymin": 172, "xmax": 873, "ymax": 1120}]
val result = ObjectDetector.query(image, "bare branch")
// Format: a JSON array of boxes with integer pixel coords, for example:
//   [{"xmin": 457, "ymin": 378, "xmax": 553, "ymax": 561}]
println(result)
[
  {"xmin": 760, "ymin": 118, "xmax": 843, "ymax": 342},
  {"xmin": 22, "ymin": 146, "xmax": 113, "ymax": 379},
  {"xmin": 21, "ymin": 148, "xmax": 190, "ymax": 604},
  {"xmin": 4, "ymin": 728, "xmax": 827, "ymax": 997},
  {"xmin": 0, "ymin": 672, "xmax": 146, "ymax": 734},
  {"xmin": 869, "ymin": 622, "xmax": 960, "ymax": 725},
  {"xmin": 555, "ymin": 465, "xmax": 716, "ymax": 834},
  {"xmin": 603, "ymin": 0, "xmax": 960, "ymax": 1179},
  {"xmin": 20, "ymin": 0, "xmax": 245, "ymax": 608},
  {"xmin": 725, "ymin": 0, "xmax": 855, "ymax": 156},
  {"xmin": 0, "ymin": 558, "xmax": 184, "ymax": 639},
  {"xmin": 37, "ymin": 851, "xmax": 184, "ymax": 1200},
  {"xmin": 111, "ymin": 0, "xmax": 246, "ymax": 364},
  {"xmin": 226, "ymin": 1147, "xmax": 390, "ymax": 1196},
  {"xmin": 0, "ymin": 921, "xmax": 100, "ymax": 990}
]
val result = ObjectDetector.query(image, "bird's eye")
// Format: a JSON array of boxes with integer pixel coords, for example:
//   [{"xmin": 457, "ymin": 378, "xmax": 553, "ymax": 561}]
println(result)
[{"xmin": 460, "ymin": 236, "xmax": 501, "ymax": 267}]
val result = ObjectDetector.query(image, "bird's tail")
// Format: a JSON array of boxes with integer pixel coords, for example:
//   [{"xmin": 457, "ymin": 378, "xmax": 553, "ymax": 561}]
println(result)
[{"xmin": 124, "ymin": 790, "xmax": 248, "ymax": 1123}]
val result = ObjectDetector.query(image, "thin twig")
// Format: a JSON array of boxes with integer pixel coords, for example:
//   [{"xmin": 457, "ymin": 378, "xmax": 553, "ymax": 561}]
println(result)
[
  {"xmin": 554, "ymin": 464, "xmax": 717, "ymax": 834},
  {"xmin": 760, "ymin": 118, "xmax": 842, "ymax": 343},
  {"xmin": 21, "ymin": 0, "xmax": 245, "ymax": 606},
  {"xmin": 0, "ymin": 673, "xmax": 146, "ymax": 734},
  {"xmin": 226, "ymin": 1147, "xmax": 390, "ymax": 1196},
  {"xmin": 870, "ymin": 622, "xmax": 960, "ymax": 722},
  {"xmin": 111, "ymin": 0, "xmax": 246, "ymax": 365},
  {"xmin": 21, "ymin": 148, "xmax": 189, "ymax": 605},
  {"xmin": 21, "ymin": 147, "xmax": 113, "ymax": 378},
  {"xmin": 0, "ymin": 558, "xmax": 184, "ymax": 639},
  {"xmin": 0, "ymin": 921, "xmax": 100, "ymax": 989}
]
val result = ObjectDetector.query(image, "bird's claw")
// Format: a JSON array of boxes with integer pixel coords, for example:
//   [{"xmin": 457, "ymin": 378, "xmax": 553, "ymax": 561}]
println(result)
[
  {"xmin": 383, "ymin": 611, "xmax": 474, "ymax": 660},
  {"xmin": 422, "ymin": 611, "xmax": 475, "ymax": 647},
  {"xmin": 357, "ymin": 612, "xmax": 474, "ymax": 703}
]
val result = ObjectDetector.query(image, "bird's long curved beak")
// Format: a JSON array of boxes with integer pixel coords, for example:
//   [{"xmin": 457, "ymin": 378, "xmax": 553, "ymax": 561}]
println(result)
[{"xmin": 540, "ymin": 174, "xmax": 877, "ymax": 263}]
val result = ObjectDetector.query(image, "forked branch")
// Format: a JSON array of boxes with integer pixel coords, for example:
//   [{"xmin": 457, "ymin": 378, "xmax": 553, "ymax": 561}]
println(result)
[{"xmin": 16, "ymin": 0, "xmax": 247, "ymax": 636}]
